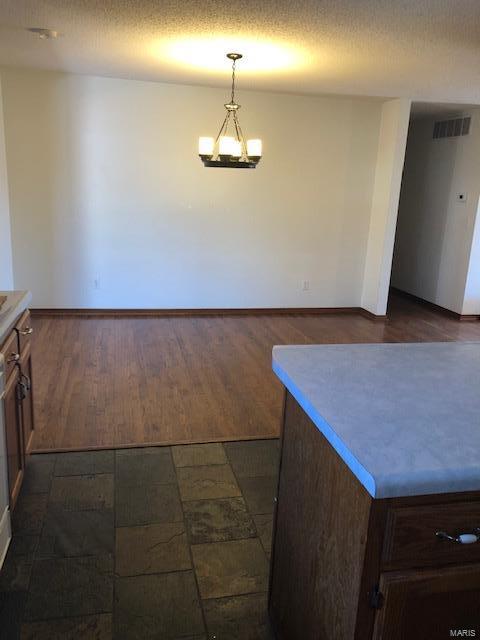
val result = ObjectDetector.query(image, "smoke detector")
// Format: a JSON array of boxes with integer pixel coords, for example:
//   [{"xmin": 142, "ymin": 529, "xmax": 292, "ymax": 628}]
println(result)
[{"xmin": 27, "ymin": 28, "xmax": 59, "ymax": 40}]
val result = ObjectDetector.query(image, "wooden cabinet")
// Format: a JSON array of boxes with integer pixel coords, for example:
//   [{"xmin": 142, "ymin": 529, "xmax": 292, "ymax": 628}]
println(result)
[
  {"xmin": 18, "ymin": 344, "xmax": 35, "ymax": 454},
  {"xmin": 1, "ymin": 309, "xmax": 34, "ymax": 507},
  {"xmin": 382, "ymin": 502, "xmax": 480, "ymax": 570},
  {"xmin": 269, "ymin": 392, "xmax": 480, "ymax": 640},
  {"xmin": 3, "ymin": 367, "xmax": 23, "ymax": 506},
  {"xmin": 373, "ymin": 564, "xmax": 480, "ymax": 640}
]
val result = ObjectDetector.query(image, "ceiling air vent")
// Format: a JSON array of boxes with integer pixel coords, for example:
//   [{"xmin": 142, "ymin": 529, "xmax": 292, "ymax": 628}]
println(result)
[{"xmin": 433, "ymin": 116, "xmax": 471, "ymax": 139}]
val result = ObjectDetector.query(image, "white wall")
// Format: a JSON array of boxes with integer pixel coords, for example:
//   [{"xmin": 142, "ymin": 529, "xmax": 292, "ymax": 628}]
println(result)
[
  {"xmin": 0, "ymin": 78, "xmax": 13, "ymax": 290},
  {"xmin": 361, "ymin": 99, "xmax": 411, "ymax": 316},
  {"xmin": 391, "ymin": 109, "xmax": 480, "ymax": 315},
  {"xmin": 1, "ymin": 68, "xmax": 399, "ymax": 310},
  {"xmin": 463, "ymin": 199, "xmax": 480, "ymax": 315}
]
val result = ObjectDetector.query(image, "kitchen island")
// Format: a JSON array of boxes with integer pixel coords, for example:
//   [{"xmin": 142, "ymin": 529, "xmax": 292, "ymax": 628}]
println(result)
[{"xmin": 269, "ymin": 343, "xmax": 480, "ymax": 640}]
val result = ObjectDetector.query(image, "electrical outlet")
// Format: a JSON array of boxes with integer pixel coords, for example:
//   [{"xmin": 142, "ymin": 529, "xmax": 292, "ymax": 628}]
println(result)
[
  {"xmin": 456, "ymin": 192, "xmax": 467, "ymax": 203},
  {"xmin": 302, "ymin": 280, "xmax": 310, "ymax": 291}
]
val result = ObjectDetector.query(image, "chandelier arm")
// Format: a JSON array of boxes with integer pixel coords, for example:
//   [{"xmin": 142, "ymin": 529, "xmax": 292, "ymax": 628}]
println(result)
[
  {"xmin": 224, "ymin": 110, "xmax": 233, "ymax": 137},
  {"xmin": 232, "ymin": 113, "xmax": 242, "ymax": 142},
  {"xmin": 214, "ymin": 111, "xmax": 231, "ymax": 144},
  {"xmin": 233, "ymin": 113, "xmax": 248, "ymax": 156}
]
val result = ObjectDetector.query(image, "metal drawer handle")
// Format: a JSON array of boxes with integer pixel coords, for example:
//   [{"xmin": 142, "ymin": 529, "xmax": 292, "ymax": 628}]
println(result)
[
  {"xmin": 436, "ymin": 529, "xmax": 480, "ymax": 545},
  {"xmin": 7, "ymin": 352, "xmax": 20, "ymax": 363},
  {"xmin": 21, "ymin": 373, "xmax": 31, "ymax": 392},
  {"xmin": 16, "ymin": 380, "xmax": 27, "ymax": 402},
  {"xmin": 19, "ymin": 327, "xmax": 33, "ymax": 335}
]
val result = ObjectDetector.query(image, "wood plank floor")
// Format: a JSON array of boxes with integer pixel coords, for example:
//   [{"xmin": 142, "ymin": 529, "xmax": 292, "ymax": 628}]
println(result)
[{"xmin": 30, "ymin": 293, "xmax": 480, "ymax": 452}]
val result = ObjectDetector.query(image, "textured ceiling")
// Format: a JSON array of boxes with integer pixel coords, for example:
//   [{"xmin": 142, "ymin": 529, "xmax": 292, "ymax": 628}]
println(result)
[{"xmin": 0, "ymin": 0, "xmax": 480, "ymax": 103}]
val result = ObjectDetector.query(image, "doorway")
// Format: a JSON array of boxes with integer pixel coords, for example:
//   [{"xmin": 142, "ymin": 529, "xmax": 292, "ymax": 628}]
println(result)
[{"xmin": 389, "ymin": 101, "xmax": 480, "ymax": 319}]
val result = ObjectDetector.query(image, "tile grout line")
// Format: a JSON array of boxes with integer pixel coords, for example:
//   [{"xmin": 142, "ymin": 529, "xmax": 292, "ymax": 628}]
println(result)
[
  {"xmin": 20, "ymin": 452, "xmax": 116, "ymax": 630},
  {"xmin": 113, "ymin": 567, "xmax": 194, "ymax": 580},
  {"xmin": 19, "ymin": 453, "xmax": 58, "ymax": 627},
  {"xmin": 185, "ymin": 442, "xmax": 273, "ymax": 630},
  {"xmin": 169, "ymin": 444, "xmax": 210, "ymax": 639},
  {"xmin": 200, "ymin": 589, "xmax": 272, "ymax": 603},
  {"xmin": 223, "ymin": 446, "xmax": 272, "ymax": 566},
  {"xmin": 195, "ymin": 441, "xmax": 274, "ymax": 636}
]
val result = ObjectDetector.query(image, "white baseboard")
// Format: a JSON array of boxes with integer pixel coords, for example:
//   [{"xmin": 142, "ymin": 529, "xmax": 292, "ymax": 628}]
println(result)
[{"xmin": 0, "ymin": 506, "xmax": 11, "ymax": 569}]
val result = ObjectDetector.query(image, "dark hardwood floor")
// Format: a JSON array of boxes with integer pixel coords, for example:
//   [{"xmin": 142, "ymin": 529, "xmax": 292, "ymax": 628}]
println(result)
[{"xmin": 30, "ymin": 292, "xmax": 480, "ymax": 452}]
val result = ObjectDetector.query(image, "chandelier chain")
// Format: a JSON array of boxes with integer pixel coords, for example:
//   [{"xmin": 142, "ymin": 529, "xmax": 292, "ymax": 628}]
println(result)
[{"xmin": 231, "ymin": 58, "xmax": 236, "ymax": 104}]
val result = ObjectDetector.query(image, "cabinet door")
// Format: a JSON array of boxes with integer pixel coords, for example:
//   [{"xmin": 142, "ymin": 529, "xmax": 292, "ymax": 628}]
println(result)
[
  {"xmin": 19, "ymin": 346, "xmax": 35, "ymax": 454},
  {"xmin": 4, "ymin": 367, "xmax": 24, "ymax": 507},
  {"xmin": 373, "ymin": 564, "xmax": 480, "ymax": 640}
]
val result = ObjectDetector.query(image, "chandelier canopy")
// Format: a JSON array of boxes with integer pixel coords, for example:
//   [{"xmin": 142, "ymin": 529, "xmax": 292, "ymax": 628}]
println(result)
[{"xmin": 198, "ymin": 53, "xmax": 262, "ymax": 169}]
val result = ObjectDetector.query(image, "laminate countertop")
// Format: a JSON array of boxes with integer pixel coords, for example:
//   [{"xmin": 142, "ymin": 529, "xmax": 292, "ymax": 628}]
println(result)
[
  {"xmin": 272, "ymin": 342, "xmax": 480, "ymax": 499},
  {"xmin": 0, "ymin": 291, "xmax": 31, "ymax": 356}
]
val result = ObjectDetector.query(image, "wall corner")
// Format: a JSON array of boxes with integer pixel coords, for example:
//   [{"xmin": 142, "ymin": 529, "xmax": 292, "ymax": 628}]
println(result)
[
  {"xmin": 0, "ymin": 73, "xmax": 14, "ymax": 290},
  {"xmin": 361, "ymin": 97, "xmax": 411, "ymax": 316}
]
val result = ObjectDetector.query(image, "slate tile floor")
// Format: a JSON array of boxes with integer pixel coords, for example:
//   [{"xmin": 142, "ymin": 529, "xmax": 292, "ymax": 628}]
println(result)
[{"xmin": 0, "ymin": 439, "xmax": 279, "ymax": 639}]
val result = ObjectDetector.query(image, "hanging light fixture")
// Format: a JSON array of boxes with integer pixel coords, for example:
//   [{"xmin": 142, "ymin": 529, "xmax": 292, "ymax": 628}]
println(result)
[{"xmin": 198, "ymin": 53, "xmax": 262, "ymax": 169}]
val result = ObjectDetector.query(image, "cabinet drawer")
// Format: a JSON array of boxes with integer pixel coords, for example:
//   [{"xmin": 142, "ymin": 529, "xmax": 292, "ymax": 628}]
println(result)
[
  {"xmin": 382, "ymin": 501, "xmax": 480, "ymax": 569},
  {"xmin": 15, "ymin": 310, "xmax": 33, "ymax": 354},
  {"xmin": 1, "ymin": 330, "xmax": 20, "ymax": 380}
]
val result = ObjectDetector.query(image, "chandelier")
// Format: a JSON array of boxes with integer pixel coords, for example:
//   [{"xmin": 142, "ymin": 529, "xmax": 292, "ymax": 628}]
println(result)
[{"xmin": 198, "ymin": 53, "xmax": 262, "ymax": 168}]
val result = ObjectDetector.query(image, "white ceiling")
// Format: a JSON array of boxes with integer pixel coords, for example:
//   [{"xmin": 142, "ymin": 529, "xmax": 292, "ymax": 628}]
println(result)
[{"xmin": 0, "ymin": 0, "xmax": 480, "ymax": 104}]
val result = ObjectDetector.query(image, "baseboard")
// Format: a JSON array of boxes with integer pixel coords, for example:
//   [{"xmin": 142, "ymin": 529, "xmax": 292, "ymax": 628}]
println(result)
[
  {"xmin": 390, "ymin": 287, "xmax": 480, "ymax": 321},
  {"xmin": 31, "ymin": 306, "xmax": 365, "ymax": 318},
  {"xmin": 0, "ymin": 506, "xmax": 11, "ymax": 570},
  {"xmin": 359, "ymin": 308, "xmax": 388, "ymax": 321},
  {"xmin": 458, "ymin": 314, "xmax": 480, "ymax": 322}
]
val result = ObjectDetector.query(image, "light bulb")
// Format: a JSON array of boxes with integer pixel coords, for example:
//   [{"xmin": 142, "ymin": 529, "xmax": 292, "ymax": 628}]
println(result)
[
  {"xmin": 219, "ymin": 136, "xmax": 235, "ymax": 157},
  {"xmin": 198, "ymin": 136, "xmax": 214, "ymax": 157},
  {"xmin": 247, "ymin": 139, "xmax": 262, "ymax": 159},
  {"xmin": 231, "ymin": 140, "xmax": 242, "ymax": 158}
]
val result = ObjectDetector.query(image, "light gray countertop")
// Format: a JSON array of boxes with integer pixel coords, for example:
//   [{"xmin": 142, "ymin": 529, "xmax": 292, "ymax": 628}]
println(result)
[
  {"xmin": 272, "ymin": 342, "xmax": 480, "ymax": 499},
  {"xmin": 0, "ymin": 291, "xmax": 32, "ymax": 363}
]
